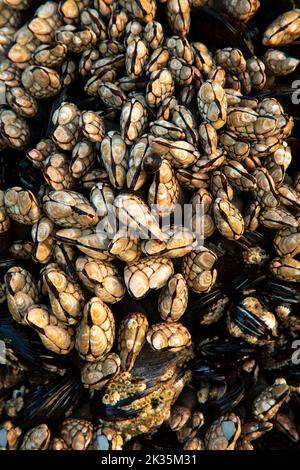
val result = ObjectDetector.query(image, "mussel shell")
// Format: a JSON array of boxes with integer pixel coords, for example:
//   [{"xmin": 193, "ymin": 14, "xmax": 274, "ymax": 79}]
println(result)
[
  {"xmin": 207, "ymin": 370, "xmax": 256, "ymax": 418},
  {"xmin": 188, "ymin": 288, "xmax": 226, "ymax": 311},
  {"xmin": 131, "ymin": 344, "xmax": 186, "ymax": 383},
  {"xmin": 238, "ymin": 231, "xmax": 271, "ymax": 250},
  {"xmin": 193, "ymin": 357, "xmax": 257, "ymax": 418},
  {"xmin": 20, "ymin": 372, "xmax": 87, "ymax": 428},
  {"xmin": 92, "ymin": 344, "xmax": 190, "ymax": 420},
  {"xmin": 184, "ymin": 289, "xmax": 229, "ymax": 328},
  {"xmin": 258, "ymin": 279, "xmax": 300, "ymax": 305},
  {"xmin": 188, "ymin": 7, "xmax": 254, "ymax": 56},
  {"xmin": 192, "ymin": 360, "xmax": 227, "ymax": 382},
  {"xmin": 197, "ymin": 337, "xmax": 255, "ymax": 365},
  {"xmin": 229, "ymin": 302, "xmax": 275, "ymax": 340},
  {"xmin": 230, "ymin": 271, "xmax": 267, "ymax": 296},
  {"xmin": 261, "ymin": 342, "xmax": 300, "ymax": 388},
  {"xmin": 0, "ymin": 311, "xmax": 67, "ymax": 376},
  {"xmin": 93, "ymin": 394, "xmax": 144, "ymax": 421}
]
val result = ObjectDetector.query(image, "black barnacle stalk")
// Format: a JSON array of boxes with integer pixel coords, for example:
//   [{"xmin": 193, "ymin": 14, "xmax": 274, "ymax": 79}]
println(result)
[{"xmin": 17, "ymin": 159, "xmax": 43, "ymax": 192}]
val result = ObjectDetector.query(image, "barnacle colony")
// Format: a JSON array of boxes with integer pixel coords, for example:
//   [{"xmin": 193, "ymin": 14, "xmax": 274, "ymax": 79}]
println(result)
[{"xmin": 0, "ymin": 0, "xmax": 300, "ymax": 451}]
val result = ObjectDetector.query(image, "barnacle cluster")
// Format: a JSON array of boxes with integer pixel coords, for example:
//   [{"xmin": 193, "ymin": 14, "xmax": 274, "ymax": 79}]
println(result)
[{"xmin": 0, "ymin": 0, "xmax": 300, "ymax": 451}]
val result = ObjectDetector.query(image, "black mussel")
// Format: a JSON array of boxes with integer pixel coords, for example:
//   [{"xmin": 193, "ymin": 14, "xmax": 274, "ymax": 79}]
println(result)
[
  {"xmin": 206, "ymin": 361, "xmax": 258, "ymax": 417},
  {"xmin": 184, "ymin": 289, "xmax": 229, "ymax": 329},
  {"xmin": 91, "ymin": 344, "xmax": 192, "ymax": 440},
  {"xmin": 230, "ymin": 271, "xmax": 267, "ymax": 296},
  {"xmin": 260, "ymin": 338, "xmax": 295, "ymax": 370},
  {"xmin": 291, "ymin": 393, "xmax": 300, "ymax": 417},
  {"xmin": 131, "ymin": 343, "xmax": 190, "ymax": 384},
  {"xmin": 227, "ymin": 296, "xmax": 278, "ymax": 345},
  {"xmin": 192, "ymin": 361, "xmax": 227, "ymax": 382},
  {"xmin": 258, "ymin": 279, "xmax": 300, "ymax": 305},
  {"xmin": 239, "ymin": 231, "xmax": 271, "ymax": 250},
  {"xmin": 197, "ymin": 336, "xmax": 255, "ymax": 366},
  {"xmin": 75, "ymin": 96, "xmax": 103, "ymax": 112},
  {"xmin": 0, "ymin": 311, "xmax": 67, "ymax": 377},
  {"xmin": 261, "ymin": 340, "xmax": 300, "ymax": 390},
  {"xmin": 19, "ymin": 372, "xmax": 87, "ymax": 429},
  {"xmin": 206, "ymin": 237, "xmax": 245, "ymax": 283},
  {"xmin": 194, "ymin": 357, "xmax": 258, "ymax": 418},
  {"xmin": 189, "ymin": 7, "xmax": 254, "ymax": 56}
]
